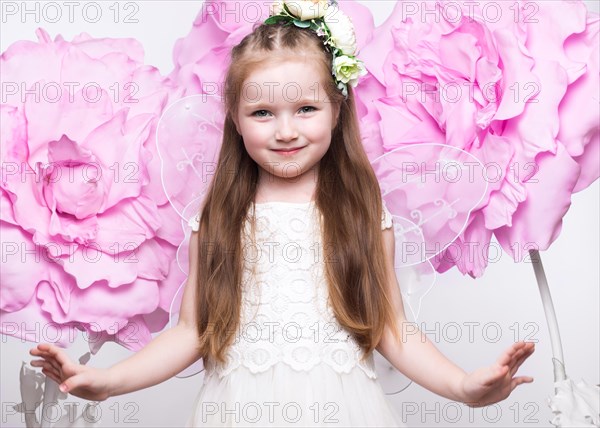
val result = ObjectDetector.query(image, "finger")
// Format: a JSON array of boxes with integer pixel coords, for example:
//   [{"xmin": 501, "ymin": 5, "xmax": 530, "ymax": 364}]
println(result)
[
  {"xmin": 507, "ymin": 343, "xmax": 535, "ymax": 369},
  {"xmin": 41, "ymin": 363, "xmax": 61, "ymax": 381},
  {"xmin": 30, "ymin": 354, "xmax": 63, "ymax": 374},
  {"xmin": 511, "ymin": 375, "xmax": 534, "ymax": 390},
  {"xmin": 499, "ymin": 341, "xmax": 532, "ymax": 367},
  {"xmin": 36, "ymin": 343, "xmax": 55, "ymax": 353},
  {"xmin": 60, "ymin": 372, "xmax": 89, "ymax": 393},
  {"xmin": 496, "ymin": 342, "xmax": 525, "ymax": 366},
  {"xmin": 509, "ymin": 345, "xmax": 536, "ymax": 376},
  {"xmin": 30, "ymin": 346, "xmax": 58, "ymax": 359},
  {"xmin": 46, "ymin": 358, "xmax": 64, "ymax": 375},
  {"xmin": 41, "ymin": 345, "xmax": 76, "ymax": 376},
  {"xmin": 30, "ymin": 345, "xmax": 53, "ymax": 357},
  {"xmin": 42, "ymin": 344, "xmax": 71, "ymax": 367},
  {"xmin": 506, "ymin": 348, "xmax": 526, "ymax": 371},
  {"xmin": 38, "ymin": 343, "xmax": 57, "ymax": 350},
  {"xmin": 33, "ymin": 344, "xmax": 61, "ymax": 359},
  {"xmin": 30, "ymin": 359, "xmax": 45, "ymax": 367},
  {"xmin": 30, "ymin": 359, "xmax": 59, "ymax": 376},
  {"xmin": 42, "ymin": 368, "xmax": 62, "ymax": 385}
]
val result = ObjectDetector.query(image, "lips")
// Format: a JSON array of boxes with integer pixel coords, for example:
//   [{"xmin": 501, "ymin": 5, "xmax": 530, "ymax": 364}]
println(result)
[
  {"xmin": 271, "ymin": 146, "xmax": 305, "ymax": 156},
  {"xmin": 272, "ymin": 146, "xmax": 304, "ymax": 152}
]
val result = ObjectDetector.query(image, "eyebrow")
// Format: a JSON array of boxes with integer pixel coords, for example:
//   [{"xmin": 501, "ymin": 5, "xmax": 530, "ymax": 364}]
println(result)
[{"xmin": 241, "ymin": 96, "xmax": 327, "ymax": 108}]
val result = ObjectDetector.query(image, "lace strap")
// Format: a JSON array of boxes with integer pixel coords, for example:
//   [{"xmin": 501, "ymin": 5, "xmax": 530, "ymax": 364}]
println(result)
[
  {"xmin": 381, "ymin": 200, "xmax": 393, "ymax": 230},
  {"xmin": 189, "ymin": 213, "xmax": 200, "ymax": 232}
]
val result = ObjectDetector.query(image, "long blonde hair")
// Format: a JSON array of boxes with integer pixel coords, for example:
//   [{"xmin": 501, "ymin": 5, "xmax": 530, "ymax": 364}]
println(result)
[{"xmin": 194, "ymin": 22, "xmax": 400, "ymax": 366}]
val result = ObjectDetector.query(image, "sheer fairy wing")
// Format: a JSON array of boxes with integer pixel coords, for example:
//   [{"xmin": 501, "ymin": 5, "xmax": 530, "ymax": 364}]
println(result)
[
  {"xmin": 371, "ymin": 142, "xmax": 488, "ymax": 395},
  {"xmin": 156, "ymin": 93, "xmax": 225, "ymax": 222},
  {"xmin": 156, "ymin": 93, "xmax": 225, "ymax": 377},
  {"xmin": 374, "ymin": 142, "xmax": 489, "ymax": 318}
]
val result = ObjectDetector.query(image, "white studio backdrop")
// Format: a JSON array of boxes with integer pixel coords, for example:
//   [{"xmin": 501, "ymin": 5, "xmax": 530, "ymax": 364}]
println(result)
[{"xmin": 1, "ymin": 1, "xmax": 598, "ymax": 427}]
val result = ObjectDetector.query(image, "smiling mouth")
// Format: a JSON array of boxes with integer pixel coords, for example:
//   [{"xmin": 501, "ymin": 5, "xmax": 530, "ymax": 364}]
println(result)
[{"xmin": 272, "ymin": 146, "xmax": 305, "ymax": 153}]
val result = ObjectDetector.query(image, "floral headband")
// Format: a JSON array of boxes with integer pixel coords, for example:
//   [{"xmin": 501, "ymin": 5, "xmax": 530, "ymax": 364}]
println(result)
[{"xmin": 265, "ymin": 0, "xmax": 367, "ymax": 99}]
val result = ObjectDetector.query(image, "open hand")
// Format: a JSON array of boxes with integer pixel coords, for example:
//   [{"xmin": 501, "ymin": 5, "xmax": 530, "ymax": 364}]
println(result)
[
  {"xmin": 459, "ymin": 341, "xmax": 535, "ymax": 407},
  {"xmin": 29, "ymin": 343, "xmax": 113, "ymax": 401}
]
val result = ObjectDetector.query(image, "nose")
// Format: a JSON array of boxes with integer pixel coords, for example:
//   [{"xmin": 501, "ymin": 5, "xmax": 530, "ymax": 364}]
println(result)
[{"xmin": 275, "ymin": 115, "xmax": 298, "ymax": 142}]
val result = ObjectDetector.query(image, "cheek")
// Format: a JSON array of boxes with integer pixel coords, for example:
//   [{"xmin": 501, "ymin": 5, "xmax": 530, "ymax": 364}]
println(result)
[
  {"xmin": 240, "ymin": 123, "xmax": 267, "ymax": 147},
  {"xmin": 242, "ymin": 138, "xmax": 261, "ymax": 157},
  {"xmin": 307, "ymin": 124, "xmax": 332, "ymax": 145}
]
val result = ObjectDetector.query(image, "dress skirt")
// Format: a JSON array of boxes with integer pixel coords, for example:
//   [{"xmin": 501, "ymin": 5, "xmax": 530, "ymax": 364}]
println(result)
[{"xmin": 185, "ymin": 362, "xmax": 406, "ymax": 427}]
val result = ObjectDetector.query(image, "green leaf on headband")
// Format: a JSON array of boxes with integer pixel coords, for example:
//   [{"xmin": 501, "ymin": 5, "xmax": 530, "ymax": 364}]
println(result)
[
  {"xmin": 264, "ymin": 15, "xmax": 289, "ymax": 25},
  {"xmin": 292, "ymin": 19, "xmax": 311, "ymax": 28}
]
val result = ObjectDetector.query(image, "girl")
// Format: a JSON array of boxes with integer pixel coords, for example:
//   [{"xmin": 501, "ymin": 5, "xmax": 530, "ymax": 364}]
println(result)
[{"xmin": 29, "ymin": 6, "xmax": 535, "ymax": 427}]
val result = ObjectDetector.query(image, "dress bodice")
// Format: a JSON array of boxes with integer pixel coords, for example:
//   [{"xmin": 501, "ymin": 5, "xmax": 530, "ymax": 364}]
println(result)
[{"xmin": 188, "ymin": 201, "xmax": 393, "ymax": 379}]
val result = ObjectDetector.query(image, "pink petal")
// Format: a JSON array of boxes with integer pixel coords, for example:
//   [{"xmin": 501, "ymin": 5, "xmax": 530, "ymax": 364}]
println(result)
[
  {"xmin": 61, "ymin": 220, "xmax": 164, "ymax": 290},
  {"xmin": 70, "ymin": 33, "xmax": 145, "ymax": 63},
  {"xmin": 155, "ymin": 256, "xmax": 187, "ymax": 313},
  {"xmin": 37, "ymin": 270, "xmax": 159, "ymax": 333},
  {"xmin": 88, "ymin": 314, "xmax": 154, "ymax": 353},
  {"xmin": 495, "ymin": 143, "xmax": 581, "ymax": 260},
  {"xmin": 375, "ymin": 97, "xmax": 445, "ymax": 149},
  {"xmin": 572, "ymin": 131, "xmax": 599, "ymax": 193},
  {"xmin": 81, "ymin": 110, "xmax": 152, "ymax": 212},
  {"xmin": 0, "ymin": 301, "xmax": 76, "ymax": 348},
  {"xmin": 435, "ymin": 213, "xmax": 493, "ymax": 279},
  {"xmin": 154, "ymin": 202, "xmax": 186, "ymax": 247},
  {"xmin": 502, "ymin": 60, "xmax": 567, "ymax": 160},
  {"xmin": 60, "ymin": 48, "xmax": 138, "ymax": 93},
  {"xmin": 171, "ymin": 3, "xmax": 231, "ymax": 72},
  {"xmin": 0, "ymin": 188, "xmax": 17, "ymax": 225},
  {"xmin": 0, "ymin": 43, "xmax": 63, "ymax": 107},
  {"xmin": 24, "ymin": 89, "xmax": 114, "ymax": 168},
  {"xmin": 493, "ymin": 28, "xmax": 539, "ymax": 121},
  {"xmin": 4, "ymin": 162, "xmax": 53, "ymax": 241},
  {"xmin": 338, "ymin": 0, "xmax": 375, "ymax": 53},
  {"xmin": 0, "ymin": 105, "xmax": 28, "ymax": 165},
  {"xmin": 558, "ymin": 15, "xmax": 600, "ymax": 191},
  {"xmin": 0, "ymin": 224, "xmax": 49, "ymax": 311},
  {"xmin": 94, "ymin": 194, "xmax": 161, "ymax": 252}
]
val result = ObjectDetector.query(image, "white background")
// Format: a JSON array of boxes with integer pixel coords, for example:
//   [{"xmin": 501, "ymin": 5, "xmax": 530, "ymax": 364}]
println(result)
[{"xmin": 1, "ymin": 1, "xmax": 599, "ymax": 427}]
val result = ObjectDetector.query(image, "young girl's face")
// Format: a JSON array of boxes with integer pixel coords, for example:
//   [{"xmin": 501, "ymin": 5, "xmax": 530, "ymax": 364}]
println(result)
[{"xmin": 236, "ymin": 58, "xmax": 337, "ymax": 188}]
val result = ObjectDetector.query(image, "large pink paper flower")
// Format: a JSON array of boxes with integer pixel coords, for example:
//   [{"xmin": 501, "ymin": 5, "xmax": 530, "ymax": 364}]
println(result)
[
  {"xmin": 0, "ymin": 29, "xmax": 186, "ymax": 353},
  {"xmin": 358, "ymin": 0, "xmax": 599, "ymax": 277}
]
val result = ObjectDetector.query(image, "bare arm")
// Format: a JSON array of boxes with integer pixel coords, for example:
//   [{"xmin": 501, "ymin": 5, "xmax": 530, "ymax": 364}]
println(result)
[
  {"xmin": 30, "ymin": 229, "xmax": 206, "ymax": 400},
  {"xmin": 376, "ymin": 227, "xmax": 535, "ymax": 407},
  {"xmin": 107, "ymin": 324, "xmax": 201, "ymax": 397},
  {"xmin": 376, "ymin": 227, "xmax": 468, "ymax": 403},
  {"xmin": 107, "ymin": 230, "xmax": 203, "ymax": 396}
]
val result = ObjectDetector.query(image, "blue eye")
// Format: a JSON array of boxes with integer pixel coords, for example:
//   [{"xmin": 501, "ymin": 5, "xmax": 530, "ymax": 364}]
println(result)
[
  {"xmin": 252, "ymin": 110, "xmax": 270, "ymax": 117},
  {"xmin": 251, "ymin": 107, "xmax": 316, "ymax": 117}
]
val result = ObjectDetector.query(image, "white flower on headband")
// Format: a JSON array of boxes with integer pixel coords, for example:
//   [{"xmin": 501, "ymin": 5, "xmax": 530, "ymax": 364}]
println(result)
[
  {"xmin": 286, "ymin": 0, "xmax": 329, "ymax": 21},
  {"xmin": 333, "ymin": 55, "xmax": 367, "ymax": 92},
  {"xmin": 324, "ymin": 6, "xmax": 357, "ymax": 56},
  {"xmin": 265, "ymin": 0, "xmax": 367, "ymax": 99},
  {"xmin": 270, "ymin": 1, "xmax": 284, "ymax": 16}
]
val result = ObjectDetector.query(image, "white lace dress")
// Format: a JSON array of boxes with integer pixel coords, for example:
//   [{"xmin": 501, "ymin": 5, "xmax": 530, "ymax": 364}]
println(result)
[{"xmin": 184, "ymin": 201, "xmax": 406, "ymax": 427}]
